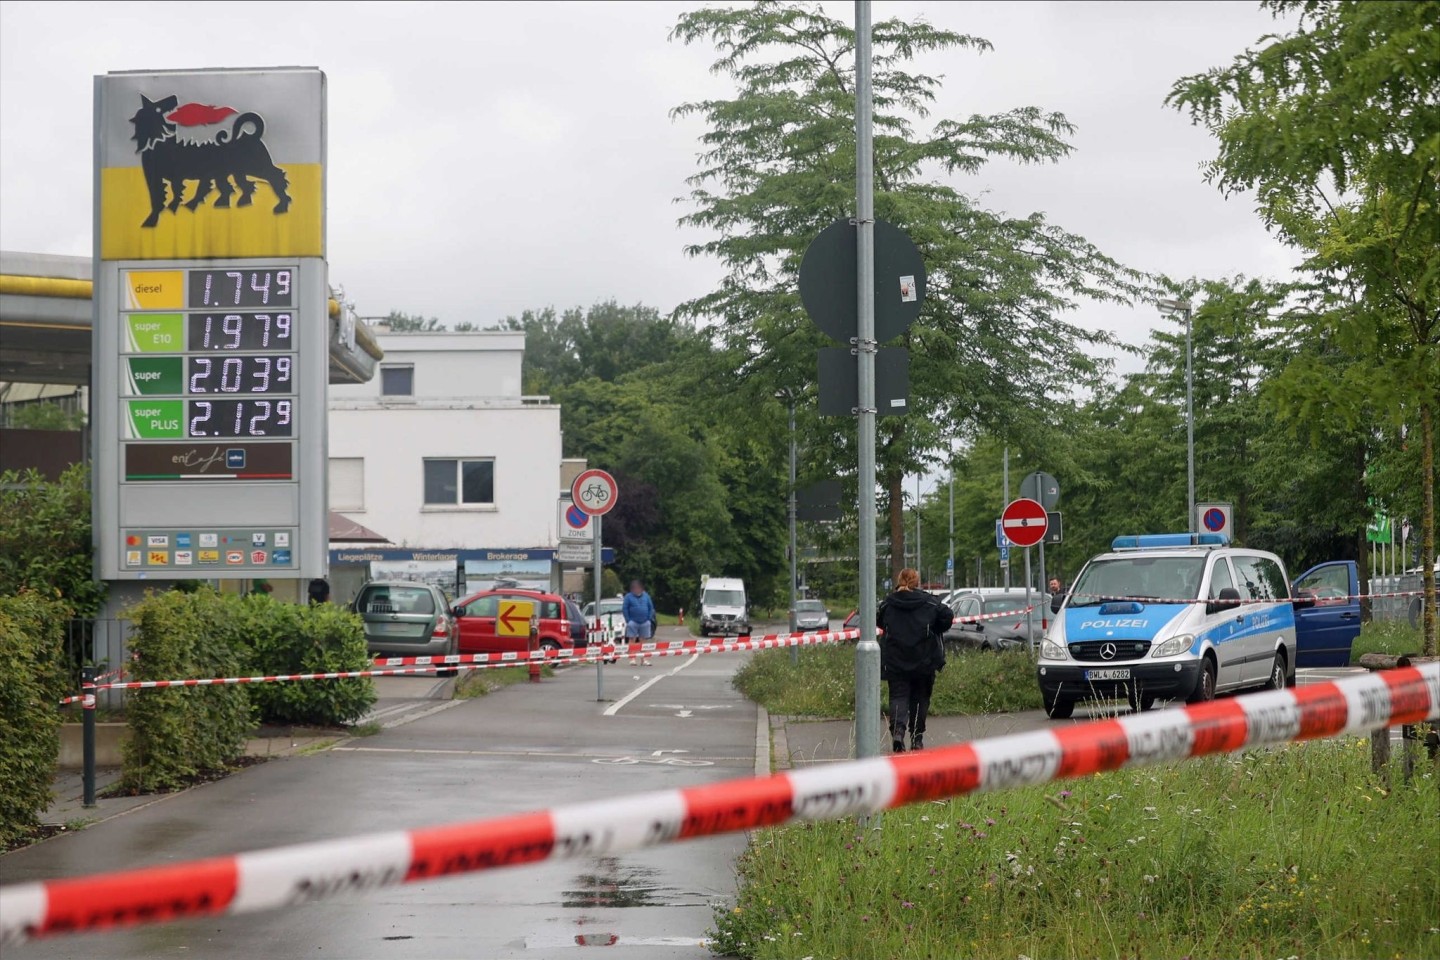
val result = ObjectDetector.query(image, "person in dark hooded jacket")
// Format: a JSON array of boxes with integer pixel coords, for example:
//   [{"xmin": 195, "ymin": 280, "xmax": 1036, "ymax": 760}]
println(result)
[{"xmin": 877, "ymin": 567, "xmax": 953, "ymax": 752}]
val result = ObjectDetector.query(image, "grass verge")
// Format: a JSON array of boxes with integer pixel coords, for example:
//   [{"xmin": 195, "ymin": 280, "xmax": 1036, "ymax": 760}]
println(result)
[
  {"xmin": 454, "ymin": 665, "xmax": 553, "ymax": 698},
  {"xmin": 733, "ymin": 645, "xmax": 1041, "ymax": 718},
  {"xmin": 712, "ymin": 738, "xmax": 1438, "ymax": 959},
  {"xmin": 1351, "ymin": 621, "xmax": 1426, "ymax": 662}
]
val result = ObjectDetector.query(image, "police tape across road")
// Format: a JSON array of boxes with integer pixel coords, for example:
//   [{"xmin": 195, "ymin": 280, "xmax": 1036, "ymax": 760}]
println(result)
[
  {"xmin": 69, "ymin": 630, "xmax": 860, "ymax": 696},
  {"xmin": 1067, "ymin": 589, "xmax": 1427, "ymax": 605},
  {"xmin": 6, "ymin": 663, "xmax": 1435, "ymax": 945}
]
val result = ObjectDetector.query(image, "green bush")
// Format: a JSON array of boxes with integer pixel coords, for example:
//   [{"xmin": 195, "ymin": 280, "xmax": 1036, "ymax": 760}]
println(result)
[
  {"xmin": 0, "ymin": 465, "xmax": 105, "ymax": 616},
  {"xmin": 222, "ymin": 595, "xmax": 376, "ymax": 726},
  {"xmin": 0, "ymin": 593, "xmax": 69, "ymax": 844},
  {"xmin": 119, "ymin": 589, "xmax": 253, "ymax": 792}
]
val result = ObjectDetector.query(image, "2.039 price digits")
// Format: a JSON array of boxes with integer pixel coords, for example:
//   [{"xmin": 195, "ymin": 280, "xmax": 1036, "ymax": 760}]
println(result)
[
  {"xmin": 188, "ymin": 355, "xmax": 293, "ymax": 394},
  {"xmin": 188, "ymin": 399, "xmax": 293, "ymax": 438}
]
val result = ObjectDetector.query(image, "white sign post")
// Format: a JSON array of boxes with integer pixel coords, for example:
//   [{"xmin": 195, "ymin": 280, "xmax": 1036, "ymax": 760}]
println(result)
[{"xmin": 572, "ymin": 469, "xmax": 618, "ymax": 701}]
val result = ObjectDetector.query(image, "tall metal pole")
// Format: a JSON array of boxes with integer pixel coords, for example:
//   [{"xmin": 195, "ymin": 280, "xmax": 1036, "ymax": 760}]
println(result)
[
  {"xmin": 1186, "ymin": 306, "xmax": 1195, "ymax": 533},
  {"xmin": 1002, "ymin": 447, "xmax": 1011, "ymax": 589},
  {"xmin": 915, "ymin": 475, "xmax": 921, "ymax": 581},
  {"xmin": 948, "ymin": 464, "xmax": 954, "ymax": 594},
  {"xmin": 594, "ymin": 515, "xmax": 604, "ymax": 702},
  {"xmin": 788, "ymin": 399, "xmax": 799, "ymax": 664},
  {"xmin": 853, "ymin": 0, "xmax": 881, "ymax": 761}
]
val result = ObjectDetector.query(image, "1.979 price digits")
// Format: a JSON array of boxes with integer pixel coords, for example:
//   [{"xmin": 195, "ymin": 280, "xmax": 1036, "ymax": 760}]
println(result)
[{"xmin": 188, "ymin": 399, "xmax": 293, "ymax": 438}]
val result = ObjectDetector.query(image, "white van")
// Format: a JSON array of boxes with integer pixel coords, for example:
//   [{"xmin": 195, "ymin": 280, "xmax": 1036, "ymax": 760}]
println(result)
[
  {"xmin": 1036, "ymin": 533, "xmax": 1319, "ymax": 718},
  {"xmin": 699, "ymin": 576, "xmax": 750, "ymax": 636}
]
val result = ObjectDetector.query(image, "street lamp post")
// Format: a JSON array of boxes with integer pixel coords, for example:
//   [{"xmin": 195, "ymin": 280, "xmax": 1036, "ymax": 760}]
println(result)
[
  {"xmin": 1158, "ymin": 298, "xmax": 1194, "ymax": 532},
  {"xmin": 777, "ymin": 391, "xmax": 799, "ymax": 664}
]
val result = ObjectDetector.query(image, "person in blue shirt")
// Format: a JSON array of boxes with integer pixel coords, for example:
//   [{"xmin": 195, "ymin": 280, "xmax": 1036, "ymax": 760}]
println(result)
[{"xmin": 622, "ymin": 579, "xmax": 656, "ymax": 666}]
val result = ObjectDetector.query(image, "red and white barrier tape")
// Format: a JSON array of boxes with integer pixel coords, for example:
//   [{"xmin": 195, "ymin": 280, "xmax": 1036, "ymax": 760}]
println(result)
[
  {"xmin": 5, "ymin": 663, "xmax": 1434, "ymax": 944},
  {"xmin": 63, "ymin": 631, "xmax": 858, "ymax": 699},
  {"xmin": 954, "ymin": 605, "xmax": 1036, "ymax": 625},
  {"xmin": 1067, "ymin": 589, "xmax": 1426, "ymax": 606},
  {"xmin": 371, "ymin": 629, "xmax": 859, "ymax": 668}
]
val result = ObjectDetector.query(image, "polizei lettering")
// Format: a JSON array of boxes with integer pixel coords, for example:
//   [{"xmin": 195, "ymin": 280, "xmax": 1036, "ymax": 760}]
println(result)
[{"xmin": 285, "ymin": 864, "xmax": 405, "ymax": 906}]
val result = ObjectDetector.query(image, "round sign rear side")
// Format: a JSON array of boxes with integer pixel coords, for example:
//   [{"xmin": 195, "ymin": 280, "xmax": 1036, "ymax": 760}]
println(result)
[
  {"xmin": 572, "ymin": 469, "xmax": 618, "ymax": 517},
  {"xmin": 1001, "ymin": 498, "xmax": 1048, "ymax": 548}
]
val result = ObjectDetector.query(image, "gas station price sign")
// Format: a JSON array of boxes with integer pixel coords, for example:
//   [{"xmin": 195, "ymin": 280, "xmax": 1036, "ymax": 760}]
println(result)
[{"xmin": 94, "ymin": 66, "xmax": 327, "ymax": 581}]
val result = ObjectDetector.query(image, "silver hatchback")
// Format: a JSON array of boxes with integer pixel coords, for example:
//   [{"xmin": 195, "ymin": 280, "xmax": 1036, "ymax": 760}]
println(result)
[
  {"xmin": 794, "ymin": 599, "xmax": 831, "ymax": 632},
  {"xmin": 354, "ymin": 581, "xmax": 458, "ymax": 661}
]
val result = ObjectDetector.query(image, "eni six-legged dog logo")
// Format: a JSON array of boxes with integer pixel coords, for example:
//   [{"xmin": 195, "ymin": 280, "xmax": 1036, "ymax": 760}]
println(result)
[{"xmin": 130, "ymin": 95, "xmax": 292, "ymax": 228}]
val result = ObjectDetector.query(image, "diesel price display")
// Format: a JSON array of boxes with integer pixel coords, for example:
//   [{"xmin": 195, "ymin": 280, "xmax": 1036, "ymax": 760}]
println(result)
[{"xmin": 188, "ymin": 268, "xmax": 294, "ymax": 308}]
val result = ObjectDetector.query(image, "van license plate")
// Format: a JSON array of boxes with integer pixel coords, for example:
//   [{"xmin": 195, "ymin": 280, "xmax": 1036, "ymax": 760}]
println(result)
[{"xmin": 1085, "ymin": 668, "xmax": 1131, "ymax": 681}]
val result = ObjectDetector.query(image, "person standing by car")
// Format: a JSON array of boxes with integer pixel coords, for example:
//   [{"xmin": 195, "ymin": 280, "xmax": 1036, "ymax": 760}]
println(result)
[
  {"xmin": 878, "ymin": 567, "xmax": 953, "ymax": 752},
  {"xmin": 1049, "ymin": 577, "xmax": 1066, "ymax": 614},
  {"xmin": 622, "ymin": 579, "xmax": 656, "ymax": 666}
]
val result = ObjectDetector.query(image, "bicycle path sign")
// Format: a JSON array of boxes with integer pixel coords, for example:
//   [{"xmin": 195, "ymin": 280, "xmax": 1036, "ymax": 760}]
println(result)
[{"xmin": 571, "ymin": 468, "xmax": 618, "ymax": 517}]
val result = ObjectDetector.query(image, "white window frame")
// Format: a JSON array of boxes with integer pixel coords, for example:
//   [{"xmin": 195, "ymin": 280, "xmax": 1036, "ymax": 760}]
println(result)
[
  {"xmin": 422, "ymin": 457, "xmax": 496, "ymax": 509},
  {"xmin": 380, "ymin": 364, "xmax": 415, "ymax": 397},
  {"xmin": 328, "ymin": 457, "xmax": 365, "ymax": 512}
]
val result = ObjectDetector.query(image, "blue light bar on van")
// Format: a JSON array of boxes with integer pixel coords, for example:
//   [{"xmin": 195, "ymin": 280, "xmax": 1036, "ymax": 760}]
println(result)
[{"xmin": 1111, "ymin": 533, "xmax": 1230, "ymax": 550}]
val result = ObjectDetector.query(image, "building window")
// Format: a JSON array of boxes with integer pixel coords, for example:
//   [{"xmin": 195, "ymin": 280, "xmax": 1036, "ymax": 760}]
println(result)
[
  {"xmin": 329, "ymin": 457, "xmax": 364, "ymax": 511},
  {"xmin": 380, "ymin": 365, "xmax": 414, "ymax": 397},
  {"xmin": 424, "ymin": 458, "xmax": 495, "ymax": 506}
]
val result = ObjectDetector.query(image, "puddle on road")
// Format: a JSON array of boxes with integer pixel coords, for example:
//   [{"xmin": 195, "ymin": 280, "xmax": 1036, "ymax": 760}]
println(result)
[{"xmin": 561, "ymin": 857, "xmax": 709, "ymax": 909}]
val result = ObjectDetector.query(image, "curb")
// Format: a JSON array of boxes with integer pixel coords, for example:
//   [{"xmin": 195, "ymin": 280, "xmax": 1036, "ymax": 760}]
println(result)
[{"xmin": 754, "ymin": 706, "xmax": 770, "ymax": 777}]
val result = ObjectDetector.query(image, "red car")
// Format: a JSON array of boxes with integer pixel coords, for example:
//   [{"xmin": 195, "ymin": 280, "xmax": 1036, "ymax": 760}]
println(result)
[{"xmin": 452, "ymin": 589, "xmax": 579, "ymax": 655}]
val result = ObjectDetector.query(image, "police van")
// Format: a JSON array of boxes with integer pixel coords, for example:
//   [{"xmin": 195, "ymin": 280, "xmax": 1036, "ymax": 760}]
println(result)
[{"xmin": 1036, "ymin": 533, "xmax": 1344, "ymax": 719}]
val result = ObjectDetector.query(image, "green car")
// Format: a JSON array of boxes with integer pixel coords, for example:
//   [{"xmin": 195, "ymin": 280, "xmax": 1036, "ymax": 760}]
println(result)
[{"xmin": 355, "ymin": 580, "xmax": 458, "ymax": 664}]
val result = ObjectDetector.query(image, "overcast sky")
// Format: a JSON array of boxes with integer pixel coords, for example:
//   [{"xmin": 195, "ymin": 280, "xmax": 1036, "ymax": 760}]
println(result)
[{"xmin": 0, "ymin": 0, "xmax": 1298, "ymax": 376}]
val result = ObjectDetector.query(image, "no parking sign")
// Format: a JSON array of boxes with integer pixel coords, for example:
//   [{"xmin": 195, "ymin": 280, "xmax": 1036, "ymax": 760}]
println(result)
[{"xmin": 1197, "ymin": 502, "xmax": 1233, "ymax": 539}]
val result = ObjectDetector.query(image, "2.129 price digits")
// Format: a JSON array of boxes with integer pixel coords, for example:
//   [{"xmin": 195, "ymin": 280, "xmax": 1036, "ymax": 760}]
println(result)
[{"xmin": 188, "ymin": 399, "xmax": 293, "ymax": 438}]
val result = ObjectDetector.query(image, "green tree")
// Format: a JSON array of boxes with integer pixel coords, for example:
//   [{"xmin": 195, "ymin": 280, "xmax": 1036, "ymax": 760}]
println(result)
[
  {"xmin": 1168, "ymin": 0, "xmax": 1440, "ymax": 653},
  {"xmin": 9, "ymin": 402, "xmax": 84, "ymax": 431},
  {"xmin": 0, "ymin": 465, "xmax": 104, "ymax": 616},
  {"xmin": 671, "ymin": 1, "xmax": 1149, "ymax": 583},
  {"xmin": 382, "ymin": 310, "xmax": 444, "ymax": 332}
]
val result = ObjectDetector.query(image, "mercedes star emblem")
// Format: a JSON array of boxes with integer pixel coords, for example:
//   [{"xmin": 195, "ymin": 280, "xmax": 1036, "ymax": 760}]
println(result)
[{"xmin": 1100, "ymin": 642, "xmax": 1118, "ymax": 660}]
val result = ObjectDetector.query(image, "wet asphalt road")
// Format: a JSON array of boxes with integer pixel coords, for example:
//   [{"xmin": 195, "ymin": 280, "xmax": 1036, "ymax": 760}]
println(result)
[{"xmin": 1, "ymin": 646, "xmax": 761, "ymax": 959}]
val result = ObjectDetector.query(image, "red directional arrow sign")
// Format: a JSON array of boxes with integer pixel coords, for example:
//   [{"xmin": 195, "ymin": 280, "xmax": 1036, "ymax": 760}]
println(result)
[
  {"xmin": 1001, "ymin": 498, "xmax": 1049, "ymax": 548},
  {"xmin": 497, "ymin": 600, "xmax": 534, "ymax": 638}
]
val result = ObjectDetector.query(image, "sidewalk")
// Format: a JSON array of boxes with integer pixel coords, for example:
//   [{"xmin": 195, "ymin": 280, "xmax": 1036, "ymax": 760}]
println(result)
[
  {"xmin": 771, "ymin": 708, "xmax": 1058, "ymax": 769},
  {"xmin": 38, "ymin": 726, "xmax": 345, "ymax": 827}
]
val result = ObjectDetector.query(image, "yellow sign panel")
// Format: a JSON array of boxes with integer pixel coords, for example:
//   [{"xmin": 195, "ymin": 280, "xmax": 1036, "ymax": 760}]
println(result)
[
  {"xmin": 147, "ymin": 551, "xmax": 169, "ymax": 565},
  {"xmin": 122, "ymin": 271, "xmax": 184, "ymax": 311},
  {"xmin": 497, "ymin": 599, "xmax": 535, "ymax": 639},
  {"xmin": 100, "ymin": 164, "xmax": 323, "ymax": 261}
]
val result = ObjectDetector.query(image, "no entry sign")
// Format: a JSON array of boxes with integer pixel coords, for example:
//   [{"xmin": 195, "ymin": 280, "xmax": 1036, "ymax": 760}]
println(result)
[{"xmin": 1001, "ymin": 498, "xmax": 1049, "ymax": 548}]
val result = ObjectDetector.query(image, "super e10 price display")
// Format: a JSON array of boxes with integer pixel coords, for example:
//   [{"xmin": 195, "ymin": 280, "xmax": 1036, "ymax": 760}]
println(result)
[{"xmin": 187, "ymin": 313, "xmax": 293, "ymax": 351}]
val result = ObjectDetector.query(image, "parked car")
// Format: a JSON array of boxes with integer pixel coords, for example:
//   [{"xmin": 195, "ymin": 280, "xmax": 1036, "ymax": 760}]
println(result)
[
  {"xmin": 451, "ymin": 588, "xmax": 579, "ymax": 656},
  {"xmin": 944, "ymin": 592, "xmax": 1039, "ymax": 652},
  {"xmin": 794, "ymin": 599, "xmax": 830, "ymax": 632},
  {"xmin": 355, "ymin": 581, "xmax": 458, "ymax": 666}
]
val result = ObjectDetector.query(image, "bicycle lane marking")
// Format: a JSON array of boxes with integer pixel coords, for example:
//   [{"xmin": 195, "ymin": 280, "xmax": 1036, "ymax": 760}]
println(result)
[{"xmin": 602, "ymin": 653, "xmax": 701, "ymax": 717}]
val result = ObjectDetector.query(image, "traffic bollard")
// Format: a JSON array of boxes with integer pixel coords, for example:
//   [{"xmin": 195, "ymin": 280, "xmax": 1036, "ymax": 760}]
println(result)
[
  {"xmin": 529, "ymin": 620, "xmax": 541, "ymax": 683},
  {"xmin": 81, "ymin": 666, "xmax": 98, "ymax": 809}
]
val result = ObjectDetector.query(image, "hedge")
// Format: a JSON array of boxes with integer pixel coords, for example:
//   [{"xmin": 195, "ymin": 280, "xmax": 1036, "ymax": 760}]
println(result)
[
  {"xmin": 0, "ymin": 593, "xmax": 70, "ymax": 844},
  {"xmin": 221, "ymin": 593, "xmax": 376, "ymax": 726},
  {"xmin": 119, "ymin": 589, "xmax": 254, "ymax": 792}
]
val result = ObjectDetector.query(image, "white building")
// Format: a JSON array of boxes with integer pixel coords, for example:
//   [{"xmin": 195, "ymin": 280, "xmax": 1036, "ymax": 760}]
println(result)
[{"xmin": 326, "ymin": 331, "xmax": 567, "ymax": 601}]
